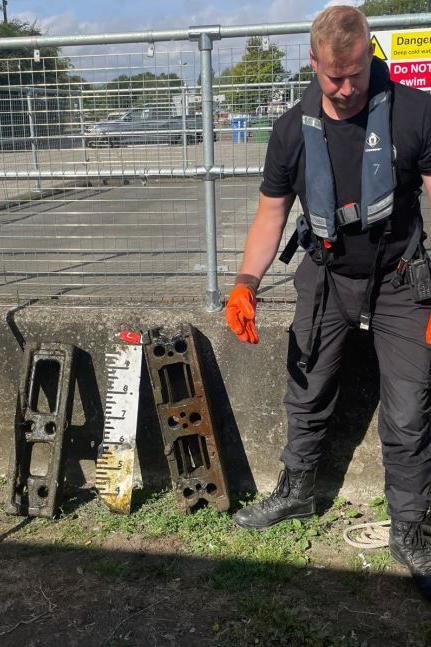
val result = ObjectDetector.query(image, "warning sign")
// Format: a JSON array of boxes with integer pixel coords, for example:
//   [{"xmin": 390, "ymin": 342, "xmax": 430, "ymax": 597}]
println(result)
[
  {"xmin": 391, "ymin": 31, "xmax": 431, "ymax": 60},
  {"xmin": 390, "ymin": 61, "xmax": 431, "ymax": 88},
  {"xmin": 371, "ymin": 35, "xmax": 387, "ymax": 61},
  {"xmin": 371, "ymin": 28, "xmax": 431, "ymax": 91}
]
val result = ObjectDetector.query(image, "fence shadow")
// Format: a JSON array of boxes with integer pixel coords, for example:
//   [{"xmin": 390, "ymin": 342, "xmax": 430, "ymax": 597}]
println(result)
[
  {"xmin": 135, "ymin": 352, "xmax": 171, "ymax": 490},
  {"xmin": 194, "ymin": 328, "xmax": 257, "ymax": 497},
  {"xmin": 64, "ymin": 348, "xmax": 105, "ymax": 490},
  {"xmin": 0, "ymin": 539, "xmax": 428, "ymax": 647}
]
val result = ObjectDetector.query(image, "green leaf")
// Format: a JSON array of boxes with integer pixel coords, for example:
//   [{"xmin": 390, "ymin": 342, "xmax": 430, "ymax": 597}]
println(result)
[
  {"xmin": 291, "ymin": 518, "xmax": 302, "ymax": 531},
  {"xmin": 369, "ymin": 496, "xmax": 385, "ymax": 507},
  {"xmin": 299, "ymin": 537, "xmax": 310, "ymax": 551},
  {"xmin": 345, "ymin": 508, "xmax": 362, "ymax": 519}
]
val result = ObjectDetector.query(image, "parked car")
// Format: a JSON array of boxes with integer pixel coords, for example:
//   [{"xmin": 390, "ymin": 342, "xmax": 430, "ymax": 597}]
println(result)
[{"xmin": 85, "ymin": 107, "xmax": 204, "ymax": 147}]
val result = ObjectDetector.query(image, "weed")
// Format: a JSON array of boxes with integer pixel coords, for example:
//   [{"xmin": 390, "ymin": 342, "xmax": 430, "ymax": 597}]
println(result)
[
  {"xmin": 319, "ymin": 511, "xmax": 340, "ymax": 526},
  {"xmin": 219, "ymin": 597, "xmax": 360, "ymax": 646},
  {"xmin": 94, "ymin": 490, "xmax": 184, "ymax": 539},
  {"xmin": 16, "ymin": 517, "xmax": 51, "ymax": 536},
  {"xmin": 208, "ymin": 517, "xmax": 321, "ymax": 589},
  {"xmin": 317, "ymin": 500, "xmax": 362, "ymax": 549},
  {"xmin": 352, "ymin": 548, "xmax": 392, "ymax": 573},
  {"xmin": 93, "ymin": 492, "xmax": 321, "ymax": 578},
  {"xmin": 332, "ymin": 496, "xmax": 349, "ymax": 510},
  {"xmin": 344, "ymin": 507, "xmax": 361, "ymax": 519},
  {"xmin": 368, "ymin": 496, "xmax": 389, "ymax": 522},
  {"xmin": 143, "ymin": 557, "xmax": 182, "ymax": 581},
  {"xmin": 329, "ymin": 498, "xmax": 363, "ymax": 520},
  {"xmin": 82, "ymin": 488, "xmax": 322, "ymax": 590},
  {"xmin": 0, "ymin": 482, "xmax": 420, "ymax": 647},
  {"xmin": 92, "ymin": 558, "xmax": 131, "ymax": 579}
]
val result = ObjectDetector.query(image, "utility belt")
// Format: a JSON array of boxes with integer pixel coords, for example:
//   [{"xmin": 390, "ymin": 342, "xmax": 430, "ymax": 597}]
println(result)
[
  {"xmin": 280, "ymin": 205, "xmax": 430, "ymax": 371},
  {"xmin": 279, "ymin": 202, "xmax": 362, "ymax": 267}
]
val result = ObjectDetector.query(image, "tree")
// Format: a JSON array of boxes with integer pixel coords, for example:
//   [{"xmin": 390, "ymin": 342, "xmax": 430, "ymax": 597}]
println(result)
[
  {"xmin": 289, "ymin": 64, "xmax": 313, "ymax": 83},
  {"xmin": 104, "ymin": 71, "xmax": 182, "ymax": 111},
  {"xmin": 0, "ymin": 19, "xmax": 79, "ymax": 88},
  {"xmin": 214, "ymin": 36, "xmax": 289, "ymax": 113},
  {"xmin": 358, "ymin": 0, "xmax": 427, "ymax": 15},
  {"xmin": 0, "ymin": 19, "xmax": 90, "ymax": 138},
  {"xmin": 288, "ymin": 64, "xmax": 314, "ymax": 102}
]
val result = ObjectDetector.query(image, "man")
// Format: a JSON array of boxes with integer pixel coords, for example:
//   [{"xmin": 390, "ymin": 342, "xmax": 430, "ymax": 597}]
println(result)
[{"xmin": 226, "ymin": 5, "xmax": 431, "ymax": 599}]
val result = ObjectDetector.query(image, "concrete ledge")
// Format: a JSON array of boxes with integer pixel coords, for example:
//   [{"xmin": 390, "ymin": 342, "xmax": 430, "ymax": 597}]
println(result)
[{"xmin": 0, "ymin": 304, "xmax": 383, "ymax": 504}]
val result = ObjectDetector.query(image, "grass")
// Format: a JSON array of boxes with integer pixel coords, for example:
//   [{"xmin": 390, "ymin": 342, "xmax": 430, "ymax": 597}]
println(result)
[
  {"xmin": 331, "ymin": 496, "xmax": 362, "ymax": 519},
  {"xmin": 90, "ymin": 490, "xmax": 324, "ymax": 579},
  {"xmin": 91, "ymin": 558, "xmax": 132, "ymax": 579},
  {"xmin": 368, "ymin": 496, "xmax": 389, "ymax": 522},
  {"xmin": 352, "ymin": 548, "xmax": 392, "ymax": 573},
  {"xmin": 1, "ymin": 483, "xmax": 426, "ymax": 646},
  {"xmin": 0, "ymin": 486, "xmax": 392, "ymax": 571},
  {"xmin": 219, "ymin": 597, "xmax": 361, "ymax": 647}
]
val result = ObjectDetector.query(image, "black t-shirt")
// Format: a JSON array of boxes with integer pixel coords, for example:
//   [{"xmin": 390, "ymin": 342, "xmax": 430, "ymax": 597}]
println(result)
[{"xmin": 260, "ymin": 82, "xmax": 431, "ymax": 277}]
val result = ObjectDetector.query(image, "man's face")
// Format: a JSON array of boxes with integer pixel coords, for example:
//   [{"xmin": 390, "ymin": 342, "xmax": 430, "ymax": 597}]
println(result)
[{"xmin": 310, "ymin": 38, "xmax": 373, "ymax": 116}]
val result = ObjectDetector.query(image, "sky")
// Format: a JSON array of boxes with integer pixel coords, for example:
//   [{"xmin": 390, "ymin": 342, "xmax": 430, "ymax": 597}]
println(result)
[
  {"xmin": 10, "ymin": 0, "xmax": 359, "ymax": 37},
  {"xmin": 6, "ymin": 0, "xmax": 360, "ymax": 83}
]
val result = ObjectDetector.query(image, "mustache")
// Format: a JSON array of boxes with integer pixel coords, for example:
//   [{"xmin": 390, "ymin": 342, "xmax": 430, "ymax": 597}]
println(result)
[{"xmin": 334, "ymin": 94, "xmax": 358, "ymax": 102}]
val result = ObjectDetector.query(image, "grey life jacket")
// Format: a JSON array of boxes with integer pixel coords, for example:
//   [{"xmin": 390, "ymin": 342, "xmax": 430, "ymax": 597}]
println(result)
[{"xmin": 300, "ymin": 56, "xmax": 396, "ymax": 243}]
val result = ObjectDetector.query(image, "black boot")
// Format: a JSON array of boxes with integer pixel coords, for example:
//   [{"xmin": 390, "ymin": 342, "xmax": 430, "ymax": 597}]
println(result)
[
  {"xmin": 234, "ymin": 468, "xmax": 316, "ymax": 530},
  {"xmin": 389, "ymin": 519, "xmax": 431, "ymax": 600}
]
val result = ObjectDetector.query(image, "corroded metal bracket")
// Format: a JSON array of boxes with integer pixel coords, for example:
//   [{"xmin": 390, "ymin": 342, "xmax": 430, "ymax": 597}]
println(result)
[
  {"xmin": 5, "ymin": 342, "xmax": 76, "ymax": 518},
  {"xmin": 143, "ymin": 324, "xmax": 230, "ymax": 512},
  {"xmin": 96, "ymin": 331, "xmax": 143, "ymax": 514}
]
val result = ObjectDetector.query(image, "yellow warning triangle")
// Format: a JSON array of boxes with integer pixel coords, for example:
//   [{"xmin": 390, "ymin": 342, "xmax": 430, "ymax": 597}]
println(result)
[{"xmin": 371, "ymin": 35, "xmax": 387, "ymax": 61}]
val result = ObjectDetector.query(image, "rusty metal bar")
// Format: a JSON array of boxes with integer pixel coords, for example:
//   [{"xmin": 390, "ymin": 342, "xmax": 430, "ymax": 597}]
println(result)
[
  {"xmin": 5, "ymin": 342, "xmax": 76, "ymax": 517},
  {"xmin": 143, "ymin": 324, "xmax": 230, "ymax": 512}
]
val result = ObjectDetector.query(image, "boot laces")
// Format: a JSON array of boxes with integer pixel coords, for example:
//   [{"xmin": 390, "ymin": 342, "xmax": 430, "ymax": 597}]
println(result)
[{"xmin": 259, "ymin": 470, "xmax": 290, "ymax": 511}]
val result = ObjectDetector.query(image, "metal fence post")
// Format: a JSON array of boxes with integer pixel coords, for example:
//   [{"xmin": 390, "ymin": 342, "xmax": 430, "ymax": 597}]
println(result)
[
  {"xmin": 198, "ymin": 31, "xmax": 222, "ymax": 312},
  {"xmin": 26, "ymin": 91, "xmax": 41, "ymax": 192}
]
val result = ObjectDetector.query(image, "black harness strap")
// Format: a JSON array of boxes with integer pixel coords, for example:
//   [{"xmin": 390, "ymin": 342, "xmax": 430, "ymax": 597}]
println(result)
[
  {"xmin": 298, "ymin": 264, "xmax": 326, "ymax": 369},
  {"xmin": 391, "ymin": 214, "xmax": 423, "ymax": 288},
  {"xmin": 299, "ymin": 222, "xmax": 391, "ymax": 372},
  {"xmin": 279, "ymin": 229, "xmax": 299, "ymax": 266},
  {"xmin": 358, "ymin": 224, "xmax": 390, "ymax": 330}
]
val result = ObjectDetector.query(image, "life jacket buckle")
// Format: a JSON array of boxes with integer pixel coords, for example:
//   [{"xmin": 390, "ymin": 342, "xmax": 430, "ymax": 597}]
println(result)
[
  {"xmin": 335, "ymin": 202, "xmax": 361, "ymax": 227},
  {"xmin": 359, "ymin": 312, "xmax": 370, "ymax": 330}
]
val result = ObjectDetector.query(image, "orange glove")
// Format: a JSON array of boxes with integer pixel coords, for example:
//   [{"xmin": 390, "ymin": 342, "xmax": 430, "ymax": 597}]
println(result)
[{"xmin": 226, "ymin": 283, "xmax": 259, "ymax": 344}]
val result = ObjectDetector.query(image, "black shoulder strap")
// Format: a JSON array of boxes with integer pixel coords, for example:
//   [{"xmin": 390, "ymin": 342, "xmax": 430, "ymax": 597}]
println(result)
[{"xmin": 368, "ymin": 56, "xmax": 391, "ymax": 99}]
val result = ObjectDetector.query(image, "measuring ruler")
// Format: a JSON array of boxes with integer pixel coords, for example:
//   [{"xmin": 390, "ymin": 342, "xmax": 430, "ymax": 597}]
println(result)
[{"xmin": 96, "ymin": 331, "xmax": 142, "ymax": 514}]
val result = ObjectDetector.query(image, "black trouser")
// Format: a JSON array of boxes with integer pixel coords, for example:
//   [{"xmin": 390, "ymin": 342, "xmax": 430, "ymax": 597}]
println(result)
[{"xmin": 282, "ymin": 254, "xmax": 431, "ymax": 522}]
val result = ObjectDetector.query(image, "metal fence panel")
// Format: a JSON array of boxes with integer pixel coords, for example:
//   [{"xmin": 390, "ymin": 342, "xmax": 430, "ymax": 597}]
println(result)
[{"xmin": 0, "ymin": 15, "xmax": 429, "ymax": 307}]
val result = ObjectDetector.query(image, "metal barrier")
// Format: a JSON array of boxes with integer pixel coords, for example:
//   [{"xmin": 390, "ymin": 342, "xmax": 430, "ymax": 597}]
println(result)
[{"xmin": 0, "ymin": 14, "xmax": 429, "ymax": 309}]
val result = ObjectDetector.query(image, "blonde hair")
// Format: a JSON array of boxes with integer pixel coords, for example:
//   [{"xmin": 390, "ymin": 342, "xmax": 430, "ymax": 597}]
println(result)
[{"xmin": 310, "ymin": 5, "xmax": 370, "ymax": 58}]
